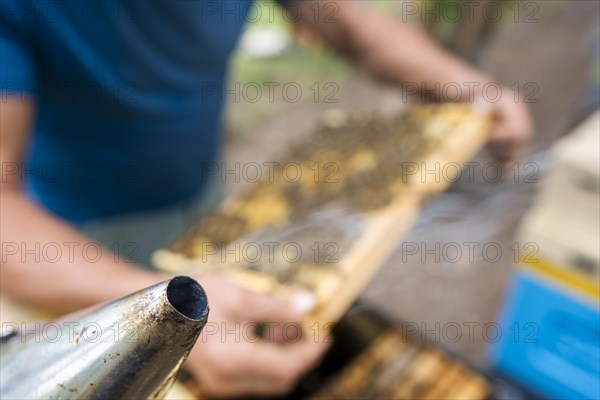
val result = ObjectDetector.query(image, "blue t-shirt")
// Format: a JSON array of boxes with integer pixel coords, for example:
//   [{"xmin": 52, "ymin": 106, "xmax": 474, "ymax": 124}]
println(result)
[{"xmin": 1, "ymin": 0, "xmax": 267, "ymax": 221}]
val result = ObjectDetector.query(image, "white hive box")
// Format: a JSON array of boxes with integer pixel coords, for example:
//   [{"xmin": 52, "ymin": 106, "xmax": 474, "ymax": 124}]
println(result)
[{"xmin": 516, "ymin": 111, "xmax": 599, "ymax": 280}]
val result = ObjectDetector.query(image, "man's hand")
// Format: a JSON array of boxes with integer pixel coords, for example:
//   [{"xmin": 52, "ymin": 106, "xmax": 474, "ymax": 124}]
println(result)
[
  {"xmin": 185, "ymin": 273, "xmax": 329, "ymax": 398},
  {"xmin": 474, "ymin": 90, "xmax": 534, "ymax": 164},
  {"xmin": 291, "ymin": 1, "xmax": 534, "ymax": 164}
]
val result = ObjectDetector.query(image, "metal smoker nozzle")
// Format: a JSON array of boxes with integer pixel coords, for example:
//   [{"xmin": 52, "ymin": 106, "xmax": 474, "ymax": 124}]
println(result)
[{"xmin": 0, "ymin": 276, "xmax": 209, "ymax": 399}]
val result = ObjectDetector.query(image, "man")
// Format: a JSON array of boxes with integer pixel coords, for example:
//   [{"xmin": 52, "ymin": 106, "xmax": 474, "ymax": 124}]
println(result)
[{"xmin": 1, "ymin": 0, "xmax": 532, "ymax": 397}]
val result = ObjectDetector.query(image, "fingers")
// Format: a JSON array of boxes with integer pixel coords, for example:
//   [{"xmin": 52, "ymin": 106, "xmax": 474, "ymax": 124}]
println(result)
[
  {"xmin": 191, "ymin": 272, "xmax": 327, "ymax": 397},
  {"xmin": 198, "ymin": 272, "xmax": 317, "ymax": 344},
  {"xmin": 236, "ymin": 289, "xmax": 316, "ymax": 343},
  {"xmin": 243, "ymin": 338, "xmax": 331, "ymax": 382},
  {"xmin": 240, "ymin": 289, "xmax": 315, "ymax": 322},
  {"xmin": 197, "ymin": 273, "xmax": 315, "ymax": 324},
  {"xmin": 489, "ymin": 122, "xmax": 524, "ymax": 163},
  {"xmin": 200, "ymin": 376, "xmax": 289, "ymax": 399},
  {"xmin": 187, "ymin": 336, "xmax": 331, "ymax": 398},
  {"xmin": 488, "ymin": 96, "xmax": 533, "ymax": 165}
]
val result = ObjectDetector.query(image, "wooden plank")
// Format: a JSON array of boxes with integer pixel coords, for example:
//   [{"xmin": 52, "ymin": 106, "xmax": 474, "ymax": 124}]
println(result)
[
  {"xmin": 153, "ymin": 104, "xmax": 491, "ymax": 330},
  {"xmin": 309, "ymin": 106, "xmax": 490, "ymax": 328},
  {"xmin": 308, "ymin": 194, "xmax": 421, "ymax": 328}
]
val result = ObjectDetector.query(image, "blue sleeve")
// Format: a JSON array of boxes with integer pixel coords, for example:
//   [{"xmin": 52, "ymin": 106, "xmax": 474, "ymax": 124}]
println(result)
[{"xmin": 1, "ymin": 1, "xmax": 37, "ymax": 95}]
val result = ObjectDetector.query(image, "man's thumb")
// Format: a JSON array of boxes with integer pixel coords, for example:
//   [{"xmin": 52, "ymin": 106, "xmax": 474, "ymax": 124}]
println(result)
[{"xmin": 241, "ymin": 289, "xmax": 316, "ymax": 323}]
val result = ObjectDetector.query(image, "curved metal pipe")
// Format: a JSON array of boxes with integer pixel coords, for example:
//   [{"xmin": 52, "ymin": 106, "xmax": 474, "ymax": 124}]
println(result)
[{"xmin": 0, "ymin": 276, "xmax": 209, "ymax": 399}]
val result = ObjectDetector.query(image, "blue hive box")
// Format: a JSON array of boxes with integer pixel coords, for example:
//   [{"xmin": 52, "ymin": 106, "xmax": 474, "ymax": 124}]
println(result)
[{"xmin": 490, "ymin": 260, "xmax": 600, "ymax": 399}]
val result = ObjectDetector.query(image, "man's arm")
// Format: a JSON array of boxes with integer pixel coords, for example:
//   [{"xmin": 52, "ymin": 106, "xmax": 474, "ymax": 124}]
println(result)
[
  {"xmin": 0, "ymin": 99, "xmax": 164, "ymax": 314},
  {"xmin": 293, "ymin": 0, "xmax": 491, "ymax": 98},
  {"xmin": 291, "ymin": 0, "xmax": 533, "ymax": 161},
  {"xmin": 0, "ymin": 99, "xmax": 328, "ymax": 397}
]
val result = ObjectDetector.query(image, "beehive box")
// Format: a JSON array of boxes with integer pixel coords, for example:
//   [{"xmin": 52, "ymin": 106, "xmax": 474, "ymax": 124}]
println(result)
[
  {"xmin": 153, "ymin": 103, "xmax": 491, "ymax": 327},
  {"xmin": 515, "ymin": 110, "xmax": 600, "ymax": 283},
  {"xmin": 312, "ymin": 330, "xmax": 490, "ymax": 400},
  {"xmin": 490, "ymin": 111, "xmax": 600, "ymax": 400}
]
